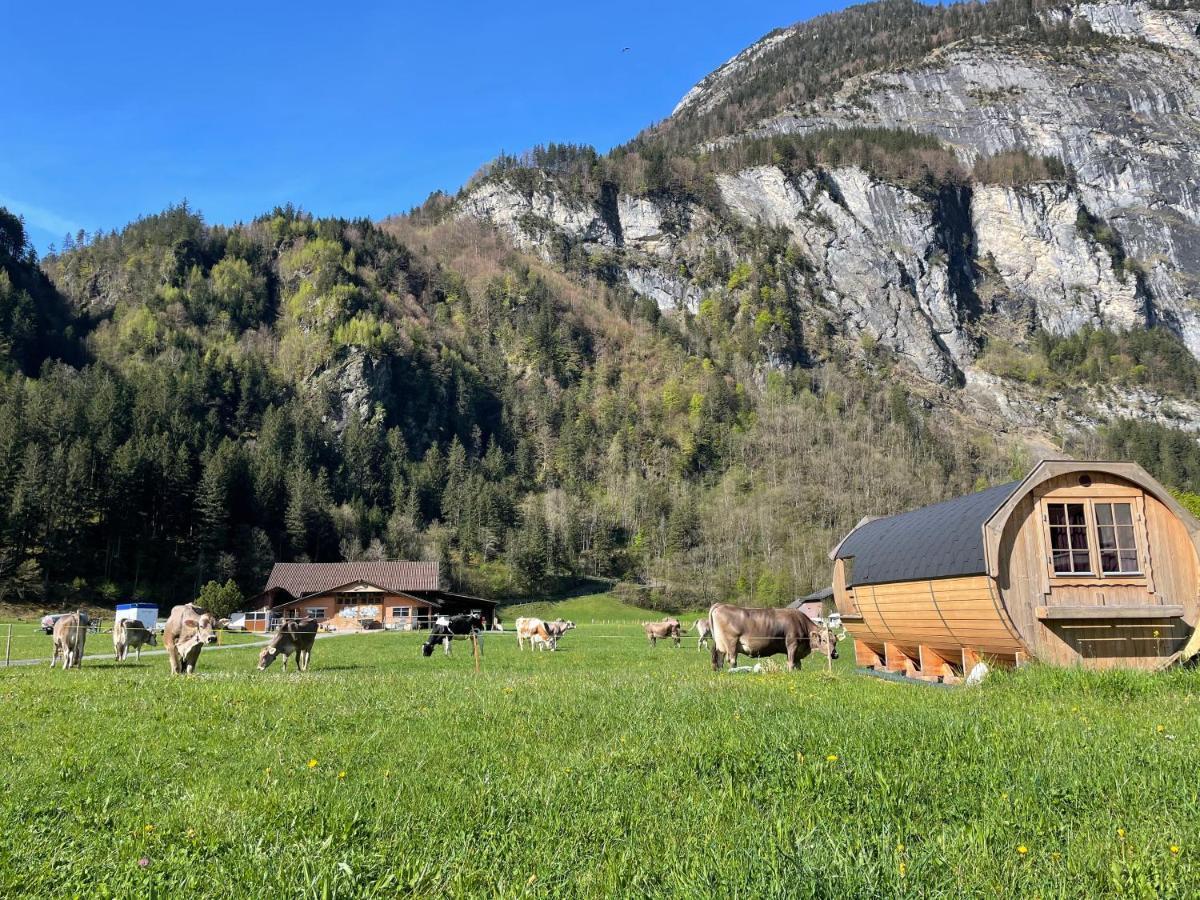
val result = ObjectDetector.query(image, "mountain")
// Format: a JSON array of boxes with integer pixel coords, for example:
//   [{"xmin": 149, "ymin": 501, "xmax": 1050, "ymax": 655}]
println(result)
[{"xmin": 4, "ymin": 0, "xmax": 1200, "ymax": 611}]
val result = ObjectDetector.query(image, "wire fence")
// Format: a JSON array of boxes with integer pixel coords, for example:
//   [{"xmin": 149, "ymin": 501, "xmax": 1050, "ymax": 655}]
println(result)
[{"xmin": 4, "ymin": 617, "xmax": 844, "ymax": 670}]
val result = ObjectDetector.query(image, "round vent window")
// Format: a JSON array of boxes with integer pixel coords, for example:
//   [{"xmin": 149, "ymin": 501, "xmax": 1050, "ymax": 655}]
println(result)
[{"xmin": 1079, "ymin": 475, "xmax": 1093, "ymax": 487}]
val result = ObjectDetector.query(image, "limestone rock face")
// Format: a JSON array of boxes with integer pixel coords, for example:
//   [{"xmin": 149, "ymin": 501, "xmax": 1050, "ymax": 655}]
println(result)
[
  {"xmin": 717, "ymin": 165, "xmax": 973, "ymax": 381},
  {"xmin": 456, "ymin": 0, "xmax": 1200, "ymax": 397},
  {"xmin": 721, "ymin": 2, "xmax": 1200, "ymax": 354},
  {"xmin": 308, "ymin": 348, "xmax": 392, "ymax": 436},
  {"xmin": 972, "ymin": 182, "xmax": 1145, "ymax": 334}
]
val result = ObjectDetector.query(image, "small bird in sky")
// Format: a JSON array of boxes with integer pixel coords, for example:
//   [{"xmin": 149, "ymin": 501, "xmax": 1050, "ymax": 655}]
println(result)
[{"xmin": 622, "ymin": 47, "xmax": 631, "ymax": 53}]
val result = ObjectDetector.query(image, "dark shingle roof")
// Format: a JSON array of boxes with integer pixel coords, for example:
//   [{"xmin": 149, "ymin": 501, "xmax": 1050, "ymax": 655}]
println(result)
[
  {"xmin": 263, "ymin": 561, "xmax": 440, "ymax": 597},
  {"xmin": 834, "ymin": 481, "xmax": 1021, "ymax": 586},
  {"xmin": 789, "ymin": 586, "xmax": 833, "ymax": 608}
]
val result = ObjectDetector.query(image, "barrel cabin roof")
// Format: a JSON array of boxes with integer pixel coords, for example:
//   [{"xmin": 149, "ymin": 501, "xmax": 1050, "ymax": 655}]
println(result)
[{"xmin": 832, "ymin": 481, "xmax": 1021, "ymax": 587}]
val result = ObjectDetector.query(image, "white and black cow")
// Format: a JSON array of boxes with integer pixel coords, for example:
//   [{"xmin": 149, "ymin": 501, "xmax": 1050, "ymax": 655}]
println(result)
[{"xmin": 421, "ymin": 613, "xmax": 483, "ymax": 657}]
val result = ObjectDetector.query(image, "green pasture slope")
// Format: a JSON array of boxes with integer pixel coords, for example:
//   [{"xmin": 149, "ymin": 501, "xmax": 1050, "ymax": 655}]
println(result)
[{"xmin": 1, "ymin": 608, "xmax": 1197, "ymax": 897}]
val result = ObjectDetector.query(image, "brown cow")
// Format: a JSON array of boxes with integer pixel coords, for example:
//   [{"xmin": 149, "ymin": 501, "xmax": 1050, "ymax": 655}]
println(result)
[
  {"xmin": 258, "ymin": 618, "xmax": 318, "ymax": 672},
  {"xmin": 50, "ymin": 611, "xmax": 89, "ymax": 669},
  {"xmin": 113, "ymin": 618, "xmax": 157, "ymax": 662},
  {"xmin": 516, "ymin": 616, "xmax": 555, "ymax": 651},
  {"xmin": 708, "ymin": 603, "xmax": 838, "ymax": 671},
  {"xmin": 643, "ymin": 617, "xmax": 682, "ymax": 648},
  {"xmin": 693, "ymin": 618, "xmax": 712, "ymax": 651},
  {"xmin": 163, "ymin": 602, "xmax": 219, "ymax": 675}
]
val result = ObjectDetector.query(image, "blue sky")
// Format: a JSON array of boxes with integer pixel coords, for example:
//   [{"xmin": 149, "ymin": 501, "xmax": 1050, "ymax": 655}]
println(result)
[{"xmin": 4, "ymin": 1, "xmax": 845, "ymax": 253}]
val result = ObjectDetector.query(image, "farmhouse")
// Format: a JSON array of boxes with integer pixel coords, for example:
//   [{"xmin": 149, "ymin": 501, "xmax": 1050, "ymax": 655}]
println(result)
[
  {"xmin": 830, "ymin": 460, "xmax": 1200, "ymax": 681},
  {"xmin": 242, "ymin": 561, "xmax": 496, "ymax": 632}
]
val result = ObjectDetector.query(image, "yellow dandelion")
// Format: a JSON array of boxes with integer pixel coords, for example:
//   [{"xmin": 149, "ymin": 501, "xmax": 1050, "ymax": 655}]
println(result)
[
  {"xmin": 1017, "ymin": 845, "xmax": 1028, "ymax": 855},
  {"xmin": 899, "ymin": 861, "xmax": 907, "ymax": 877},
  {"xmin": 143, "ymin": 824, "xmax": 154, "ymax": 833},
  {"xmin": 826, "ymin": 754, "xmax": 838, "ymax": 762},
  {"xmin": 1157, "ymin": 724, "xmax": 1166, "ymax": 733},
  {"xmin": 307, "ymin": 759, "xmax": 318, "ymax": 769},
  {"xmin": 338, "ymin": 771, "xmax": 347, "ymax": 780},
  {"xmin": 1171, "ymin": 845, "xmax": 1181, "ymax": 855},
  {"xmin": 1118, "ymin": 828, "xmax": 1126, "ymax": 839},
  {"xmin": 896, "ymin": 842, "xmax": 905, "ymax": 852}
]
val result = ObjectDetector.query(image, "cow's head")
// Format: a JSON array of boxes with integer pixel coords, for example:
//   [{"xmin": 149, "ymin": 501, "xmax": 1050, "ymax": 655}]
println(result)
[
  {"xmin": 811, "ymin": 625, "xmax": 839, "ymax": 660},
  {"xmin": 257, "ymin": 645, "xmax": 280, "ymax": 670},
  {"xmin": 184, "ymin": 613, "xmax": 219, "ymax": 645}
]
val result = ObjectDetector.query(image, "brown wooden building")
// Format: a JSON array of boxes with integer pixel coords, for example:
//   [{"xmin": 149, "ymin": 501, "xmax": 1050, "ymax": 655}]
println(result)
[
  {"xmin": 242, "ymin": 561, "xmax": 496, "ymax": 632},
  {"xmin": 830, "ymin": 460, "xmax": 1200, "ymax": 681}
]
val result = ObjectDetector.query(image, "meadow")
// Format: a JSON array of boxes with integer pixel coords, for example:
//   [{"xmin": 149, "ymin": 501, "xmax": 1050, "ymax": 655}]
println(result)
[{"xmin": 1, "ymin": 603, "xmax": 1198, "ymax": 898}]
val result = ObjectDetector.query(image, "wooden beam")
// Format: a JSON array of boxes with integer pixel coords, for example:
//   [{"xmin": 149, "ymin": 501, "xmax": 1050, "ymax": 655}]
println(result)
[
  {"xmin": 855, "ymin": 640, "xmax": 883, "ymax": 669},
  {"xmin": 919, "ymin": 645, "xmax": 958, "ymax": 683},
  {"xmin": 1035, "ymin": 605, "xmax": 1185, "ymax": 621},
  {"xmin": 884, "ymin": 642, "xmax": 918, "ymax": 677}
]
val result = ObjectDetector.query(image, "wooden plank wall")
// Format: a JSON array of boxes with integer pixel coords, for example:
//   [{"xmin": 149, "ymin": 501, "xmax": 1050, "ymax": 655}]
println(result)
[{"xmin": 996, "ymin": 474, "xmax": 1198, "ymax": 669}]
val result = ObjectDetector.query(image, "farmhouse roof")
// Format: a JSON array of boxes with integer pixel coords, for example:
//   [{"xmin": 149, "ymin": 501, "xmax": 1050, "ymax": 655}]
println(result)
[
  {"xmin": 263, "ymin": 561, "xmax": 441, "ymax": 597},
  {"xmin": 789, "ymin": 586, "xmax": 833, "ymax": 608},
  {"xmin": 832, "ymin": 481, "xmax": 1021, "ymax": 587}
]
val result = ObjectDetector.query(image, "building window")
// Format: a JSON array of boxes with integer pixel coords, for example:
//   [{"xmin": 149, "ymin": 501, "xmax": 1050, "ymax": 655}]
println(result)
[
  {"xmin": 1094, "ymin": 502, "xmax": 1141, "ymax": 574},
  {"xmin": 390, "ymin": 607, "xmax": 411, "ymax": 618},
  {"xmin": 1043, "ymin": 498, "xmax": 1145, "ymax": 578},
  {"xmin": 305, "ymin": 607, "xmax": 327, "ymax": 619},
  {"xmin": 1047, "ymin": 502, "xmax": 1092, "ymax": 574}
]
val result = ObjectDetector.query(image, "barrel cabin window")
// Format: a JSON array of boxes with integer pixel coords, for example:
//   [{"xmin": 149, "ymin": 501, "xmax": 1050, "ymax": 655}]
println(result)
[
  {"xmin": 1043, "ymin": 499, "xmax": 1144, "ymax": 578},
  {"xmin": 1047, "ymin": 502, "xmax": 1091, "ymax": 574}
]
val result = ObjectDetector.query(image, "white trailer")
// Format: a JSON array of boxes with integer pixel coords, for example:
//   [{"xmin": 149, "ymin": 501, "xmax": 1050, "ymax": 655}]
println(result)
[{"xmin": 114, "ymin": 603, "xmax": 158, "ymax": 631}]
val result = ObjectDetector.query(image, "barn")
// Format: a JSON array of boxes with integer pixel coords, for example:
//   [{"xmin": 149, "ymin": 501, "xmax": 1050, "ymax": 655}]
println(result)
[
  {"xmin": 241, "ymin": 561, "xmax": 497, "ymax": 632},
  {"xmin": 829, "ymin": 460, "xmax": 1200, "ymax": 681}
]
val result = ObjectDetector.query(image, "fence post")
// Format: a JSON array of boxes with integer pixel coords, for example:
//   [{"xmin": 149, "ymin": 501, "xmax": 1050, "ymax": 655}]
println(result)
[{"xmin": 4, "ymin": 623, "xmax": 11, "ymax": 667}]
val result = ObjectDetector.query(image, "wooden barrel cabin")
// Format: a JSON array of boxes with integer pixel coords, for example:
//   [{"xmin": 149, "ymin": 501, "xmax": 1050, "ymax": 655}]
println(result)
[{"xmin": 829, "ymin": 460, "xmax": 1200, "ymax": 681}]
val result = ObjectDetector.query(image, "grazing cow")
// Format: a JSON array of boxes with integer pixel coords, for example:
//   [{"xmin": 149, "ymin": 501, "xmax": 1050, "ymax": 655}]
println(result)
[
  {"xmin": 694, "ymin": 618, "xmax": 712, "ymax": 651},
  {"xmin": 163, "ymin": 603, "xmax": 219, "ymax": 675},
  {"xmin": 643, "ymin": 617, "xmax": 682, "ymax": 648},
  {"xmin": 546, "ymin": 619, "xmax": 576, "ymax": 645},
  {"xmin": 258, "ymin": 618, "xmax": 318, "ymax": 672},
  {"xmin": 515, "ymin": 616, "xmax": 557, "ymax": 651},
  {"xmin": 708, "ymin": 603, "xmax": 838, "ymax": 672},
  {"xmin": 421, "ymin": 613, "xmax": 483, "ymax": 657},
  {"xmin": 113, "ymin": 618, "xmax": 157, "ymax": 662},
  {"xmin": 50, "ymin": 611, "xmax": 90, "ymax": 669}
]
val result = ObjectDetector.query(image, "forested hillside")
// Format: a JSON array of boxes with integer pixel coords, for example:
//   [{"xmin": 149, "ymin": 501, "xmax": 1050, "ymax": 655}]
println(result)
[{"xmin": 5, "ymin": 0, "xmax": 1200, "ymax": 610}]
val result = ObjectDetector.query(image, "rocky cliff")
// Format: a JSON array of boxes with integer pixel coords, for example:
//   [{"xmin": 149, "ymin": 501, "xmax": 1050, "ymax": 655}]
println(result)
[{"xmin": 455, "ymin": 1, "xmax": 1200, "ymax": 409}]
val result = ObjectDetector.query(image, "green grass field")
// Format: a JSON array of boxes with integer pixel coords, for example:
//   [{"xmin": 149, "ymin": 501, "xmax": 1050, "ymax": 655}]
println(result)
[
  {"xmin": 1, "ymin": 602, "xmax": 1197, "ymax": 898},
  {"xmin": 502, "ymin": 593, "xmax": 705, "ymax": 625}
]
